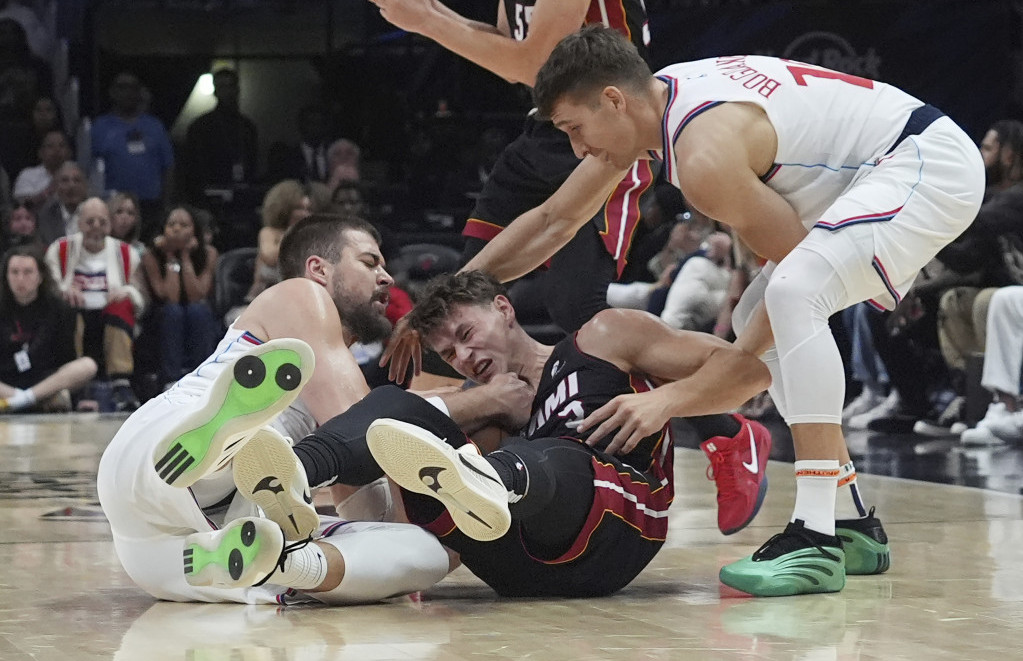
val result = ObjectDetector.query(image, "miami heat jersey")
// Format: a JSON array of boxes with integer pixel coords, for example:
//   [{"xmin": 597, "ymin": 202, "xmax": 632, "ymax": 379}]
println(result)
[
  {"xmin": 504, "ymin": 0, "xmax": 649, "ymax": 61},
  {"xmin": 526, "ymin": 334, "xmax": 670, "ymax": 473},
  {"xmin": 655, "ymin": 56, "xmax": 925, "ymax": 226}
]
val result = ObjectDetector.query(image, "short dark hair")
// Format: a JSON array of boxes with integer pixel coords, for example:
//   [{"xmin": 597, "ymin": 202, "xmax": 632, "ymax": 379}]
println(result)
[
  {"xmin": 407, "ymin": 271, "xmax": 507, "ymax": 339},
  {"xmin": 278, "ymin": 213, "xmax": 382, "ymax": 280},
  {"xmin": 0, "ymin": 244, "xmax": 56, "ymax": 314},
  {"xmin": 533, "ymin": 24, "xmax": 652, "ymax": 120}
]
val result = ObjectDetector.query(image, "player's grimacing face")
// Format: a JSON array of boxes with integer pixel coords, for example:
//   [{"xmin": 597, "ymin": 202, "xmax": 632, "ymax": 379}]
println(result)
[{"xmin": 426, "ymin": 302, "xmax": 512, "ymax": 384}]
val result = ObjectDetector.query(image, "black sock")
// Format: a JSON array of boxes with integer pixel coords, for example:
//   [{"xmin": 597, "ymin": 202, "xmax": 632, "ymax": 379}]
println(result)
[
  {"xmin": 485, "ymin": 449, "xmax": 529, "ymax": 496},
  {"xmin": 292, "ymin": 440, "xmax": 341, "ymax": 489},
  {"xmin": 687, "ymin": 413, "xmax": 742, "ymax": 441}
]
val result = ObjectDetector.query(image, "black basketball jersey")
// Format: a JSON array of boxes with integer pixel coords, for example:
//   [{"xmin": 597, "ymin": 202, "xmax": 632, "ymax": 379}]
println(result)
[
  {"xmin": 504, "ymin": 0, "xmax": 650, "ymax": 63},
  {"xmin": 526, "ymin": 334, "xmax": 668, "ymax": 472}
]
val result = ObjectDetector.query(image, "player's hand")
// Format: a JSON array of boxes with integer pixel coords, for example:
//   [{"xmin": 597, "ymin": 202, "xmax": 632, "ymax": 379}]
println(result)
[
  {"xmin": 577, "ymin": 391, "xmax": 671, "ymax": 456},
  {"xmin": 368, "ymin": 0, "xmax": 434, "ymax": 33},
  {"xmin": 479, "ymin": 372, "xmax": 535, "ymax": 430},
  {"xmin": 379, "ymin": 313, "xmax": 422, "ymax": 384}
]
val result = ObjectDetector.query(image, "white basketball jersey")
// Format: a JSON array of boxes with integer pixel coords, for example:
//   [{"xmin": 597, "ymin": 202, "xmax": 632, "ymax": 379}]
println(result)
[{"xmin": 655, "ymin": 56, "xmax": 925, "ymax": 226}]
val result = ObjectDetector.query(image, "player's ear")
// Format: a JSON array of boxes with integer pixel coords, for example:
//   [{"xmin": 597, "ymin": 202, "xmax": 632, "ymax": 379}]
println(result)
[
  {"xmin": 304, "ymin": 255, "xmax": 329, "ymax": 285},
  {"xmin": 493, "ymin": 294, "xmax": 515, "ymax": 324},
  {"xmin": 603, "ymin": 86, "xmax": 626, "ymax": 112}
]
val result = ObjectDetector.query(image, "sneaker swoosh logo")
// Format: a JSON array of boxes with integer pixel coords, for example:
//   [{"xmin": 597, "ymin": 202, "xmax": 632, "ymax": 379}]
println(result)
[
  {"xmin": 741, "ymin": 424, "xmax": 759, "ymax": 474},
  {"xmin": 253, "ymin": 476, "xmax": 284, "ymax": 495},
  {"xmin": 458, "ymin": 453, "xmax": 503, "ymax": 485},
  {"xmin": 418, "ymin": 466, "xmax": 446, "ymax": 494}
]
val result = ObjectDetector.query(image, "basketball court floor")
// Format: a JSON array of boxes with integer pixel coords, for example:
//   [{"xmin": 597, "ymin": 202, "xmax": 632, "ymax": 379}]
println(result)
[{"xmin": 2, "ymin": 411, "xmax": 1022, "ymax": 660}]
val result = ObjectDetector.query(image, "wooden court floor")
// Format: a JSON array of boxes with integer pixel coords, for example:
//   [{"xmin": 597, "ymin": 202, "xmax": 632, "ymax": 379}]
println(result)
[{"xmin": 2, "ymin": 412, "xmax": 1022, "ymax": 661}]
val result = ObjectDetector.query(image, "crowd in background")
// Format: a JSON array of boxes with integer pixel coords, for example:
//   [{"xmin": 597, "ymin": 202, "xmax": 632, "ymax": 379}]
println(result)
[{"xmin": 0, "ymin": 2, "xmax": 1020, "ymax": 454}]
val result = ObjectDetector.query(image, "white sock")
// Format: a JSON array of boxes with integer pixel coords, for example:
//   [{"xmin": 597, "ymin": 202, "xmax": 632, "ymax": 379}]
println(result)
[
  {"xmin": 7, "ymin": 388, "xmax": 36, "ymax": 410},
  {"xmin": 792, "ymin": 459, "xmax": 840, "ymax": 536},
  {"xmin": 275, "ymin": 542, "xmax": 328, "ymax": 590},
  {"xmin": 835, "ymin": 461, "xmax": 867, "ymax": 520}
]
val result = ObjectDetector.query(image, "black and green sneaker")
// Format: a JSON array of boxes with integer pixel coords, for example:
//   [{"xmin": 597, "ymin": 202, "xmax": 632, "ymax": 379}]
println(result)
[
  {"xmin": 183, "ymin": 517, "xmax": 285, "ymax": 588},
  {"xmin": 719, "ymin": 519, "xmax": 846, "ymax": 597},
  {"xmin": 836, "ymin": 507, "xmax": 891, "ymax": 575},
  {"xmin": 153, "ymin": 338, "xmax": 315, "ymax": 488}
]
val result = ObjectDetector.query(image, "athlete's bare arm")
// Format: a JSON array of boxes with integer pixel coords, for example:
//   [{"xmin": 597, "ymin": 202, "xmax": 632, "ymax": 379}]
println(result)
[
  {"xmin": 240, "ymin": 279, "xmax": 371, "ymax": 426},
  {"xmin": 574, "ymin": 308, "xmax": 770, "ymax": 455},
  {"xmin": 460, "ymin": 154, "xmax": 627, "ymax": 281},
  {"xmin": 369, "ymin": 0, "xmax": 590, "ymax": 86}
]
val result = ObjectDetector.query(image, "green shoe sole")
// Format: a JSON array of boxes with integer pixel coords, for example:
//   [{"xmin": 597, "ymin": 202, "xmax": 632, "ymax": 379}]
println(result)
[
  {"xmin": 837, "ymin": 527, "xmax": 891, "ymax": 575},
  {"xmin": 153, "ymin": 338, "xmax": 314, "ymax": 488},
  {"xmin": 183, "ymin": 517, "xmax": 284, "ymax": 588},
  {"xmin": 720, "ymin": 546, "xmax": 846, "ymax": 597}
]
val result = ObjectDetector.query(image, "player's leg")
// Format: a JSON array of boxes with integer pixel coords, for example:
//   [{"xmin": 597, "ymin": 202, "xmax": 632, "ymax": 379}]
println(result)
[
  {"xmin": 721, "ymin": 119, "xmax": 983, "ymax": 596},
  {"xmin": 152, "ymin": 337, "xmax": 314, "ymax": 488},
  {"xmin": 290, "ymin": 385, "xmax": 468, "ymax": 489},
  {"xmin": 98, "ymin": 400, "xmax": 286, "ymax": 603}
]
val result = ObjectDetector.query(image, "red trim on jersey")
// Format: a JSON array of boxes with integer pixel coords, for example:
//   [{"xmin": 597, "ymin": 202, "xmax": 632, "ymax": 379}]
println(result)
[
  {"xmin": 419, "ymin": 509, "xmax": 458, "ymax": 539},
  {"xmin": 118, "ymin": 241, "xmax": 131, "ymax": 282},
  {"xmin": 57, "ymin": 238, "xmax": 69, "ymax": 277},
  {"xmin": 585, "ymin": 0, "xmax": 630, "ymax": 40},
  {"xmin": 462, "ymin": 218, "xmax": 504, "ymax": 242},
  {"xmin": 598, "ymin": 160, "xmax": 655, "ymax": 276},
  {"xmin": 537, "ymin": 456, "xmax": 674, "ymax": 564}
]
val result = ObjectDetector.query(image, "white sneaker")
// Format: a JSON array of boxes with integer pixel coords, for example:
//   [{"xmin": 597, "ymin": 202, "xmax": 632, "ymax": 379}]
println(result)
[
  {"xmin": 986, "ymin": 409, "xmax": 1023, "ymax": 443},
  {"xmin": 960, "ymin": 402, "xmax": 1015, "ymax": 446},
  {"xmin": 843, "ymin": 387, "xmax": 886, "ymax": 420},
  {"xmin": 366, "ymin": 418, "xmax": 511, "ymax": 541},
  {"xmin": 183, "ymin": 517, "xmax": 285, "ymax": 588},
  {"xmin": 233, "ymin": 427, "xmax": 319, "ymax": 541},
  {"xmin": 847, "ymin": 390, "xmax": 901, "ymax": 430},
  {"xmin": 960, "ymin": 425, "xmax": 1007, "ymax": 447},
  {"xmin": 152, "ymin": 338, "xmax": 315, "ymax": 488}
]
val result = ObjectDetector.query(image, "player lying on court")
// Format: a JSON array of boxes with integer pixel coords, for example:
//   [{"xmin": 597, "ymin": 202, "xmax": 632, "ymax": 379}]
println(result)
[
  {"xmin": 276, "ymin": 270, "xmax": 770, "ymax": 597},
  {"xmin": 97, "ymin": 215, "xmax": 465, "ymax": 605}
]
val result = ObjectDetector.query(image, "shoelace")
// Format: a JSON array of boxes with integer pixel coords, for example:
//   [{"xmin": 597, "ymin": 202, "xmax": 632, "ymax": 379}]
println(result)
[
  {"xmin": 705, "ymin": 449, "xmax": 736, "ymax": 492},
  {"xmin": 753, "ymin": 527, "xmax": 841, "ymax": 562},
  {"xmin": 253, "ymin": 535, "xmax": 314, "ymax": 587}
]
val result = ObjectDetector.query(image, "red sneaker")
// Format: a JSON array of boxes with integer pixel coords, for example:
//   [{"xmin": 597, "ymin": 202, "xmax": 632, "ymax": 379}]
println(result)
[{"xmin": 700, "ymin": 415, "xmax": 772, "ymax": 535}]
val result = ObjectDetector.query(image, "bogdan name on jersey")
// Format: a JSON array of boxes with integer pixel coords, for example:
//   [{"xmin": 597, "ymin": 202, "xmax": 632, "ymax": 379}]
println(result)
[{"xmin": 714, "ymin": 56, "xmax": 782, "ymax": 98}]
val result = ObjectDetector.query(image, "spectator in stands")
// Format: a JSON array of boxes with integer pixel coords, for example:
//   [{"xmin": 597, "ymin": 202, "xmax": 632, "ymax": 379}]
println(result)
[
  {"xmin": 107, "ymin": 191, "xmax": 143, "ymax": 258},
  {"xmin": 330, "ymin": 180, "xmax": 365, "ymax": 219},
  {"xmin": 0, "ymin": 17, "xmax": 50, "ymax": 118},
  {"xmin": 0, "ymin": 200, "xmax": 40, "ymax": 253},
  {"xmin": 959, "ymin": 286, "xmax": 1023, "ymax": 445},
  {"xmin": 35, "ymin": 160, "xmax": 85, "ymax": 245},
  {"xmin": 0, "ymin": 243, "xmax": 96, "ymax": 412},
  {"xmin": 244, "ymin": 179, "xmax": 311, "ymax": 301},
  {"xmin": 12, "ymin": 127, "xmax": 68, "ymax": 206},
  {"xmin": 183, "ymin": 68, "xmax": 259, "ymax": 204},
  {"xmin": 325, "ymin": 138, "xmax": 361, "ymax": 192},
  {"xmin": 141, "ymin": 205, "xmax": 218, "ymax": 386},
  {"xmin": 91, "ymin": 71, "xmax": 174, "ymax": 241},
  {"xmin": 264, "ymin": 104, "xmax": 332, "ymax": 185},
  {"xmin": 659, "ymin": 231, "xmax": 733, "ymax": 332},
  {"xmin": 44, "ymin": 197, "xmax": 143, "ymax": 411}
]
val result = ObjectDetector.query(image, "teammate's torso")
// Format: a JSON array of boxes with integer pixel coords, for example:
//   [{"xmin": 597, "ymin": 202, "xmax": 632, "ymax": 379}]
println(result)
[
  {"xmin": 656, "ymin": 56, "xmax": 925, "ymax": 225},
  {"xmin": 526, "ymin": 335, "xmax": 667, "ymax": 471},
  {"xmin": 504, "ymin": 0, "xmax": 649, "ymax": 61}
]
